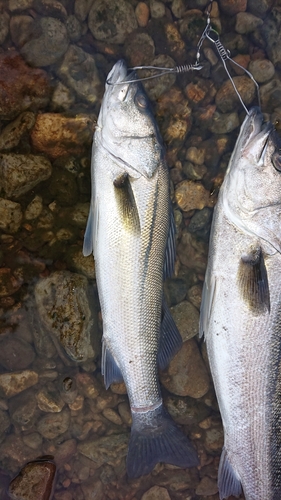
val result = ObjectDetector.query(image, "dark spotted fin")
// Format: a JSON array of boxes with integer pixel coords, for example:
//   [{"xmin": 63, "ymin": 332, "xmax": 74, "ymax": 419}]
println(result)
[
  {"xmin": 114, "ymin": 173, "xmax": 140, "ymax": 233},
  {"xmin": 158, "ymin": 298, "xmax": 182, "ymax": 370},
  {"xmin": 163, "ymin": 205, "xmax": 176, "ymax": 280},
  {"xmin": 237, "ymin": 246, "xmax": 270, "ymax": 314},
  {"xmin": 126, "ymin": 403, "xmax": 199, "ymax": 478},
  {"xmin": 218, "ymin": 447, "xmax": 242, "ymax": 500},
  {"xmin": 101, "ymin": 341, "xmax": 123, "ymax": 389}
]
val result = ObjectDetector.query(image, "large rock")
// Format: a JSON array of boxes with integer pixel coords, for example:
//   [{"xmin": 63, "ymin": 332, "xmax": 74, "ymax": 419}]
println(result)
[
  {"xmin": 35, "ymin": 271, "xmax": 99, "ymax": 362},
  {"xmin": 0, "ymin": 50, "xmax": 50, "ymax": 120},
  {"xmin": 88, "ymin": 0, "xmax": 137, "ymax": 44},
  {"xmin": 0, "ymin": 336, "xmax": 35, "ymax": 371},
  {"xmin": 0, "ymin": 153, "xmax": 52, "ymax": 198},
  {"xmin": 78, "ymin": 434, "xmax": 130, "ymax": 467},
  {"xmin": 0, "ymin": 371, "xmax": 38, "ymax": 398},
  {"xmin": 8, "ymin": 459, "xmax": 56, "ymax": 500}
]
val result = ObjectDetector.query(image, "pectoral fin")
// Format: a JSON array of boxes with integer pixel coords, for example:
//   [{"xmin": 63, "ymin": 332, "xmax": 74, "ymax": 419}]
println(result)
[
  {"xmin": 237, "ymin": 246, "xmax": 270, "ymax": 314},
  {"xmin": 101, "ymin": 340, "xmax": 123, "ymax": 389},
  {"xmin": 114, "ymin": 173, "xmax": 140, "ymax": 233}
]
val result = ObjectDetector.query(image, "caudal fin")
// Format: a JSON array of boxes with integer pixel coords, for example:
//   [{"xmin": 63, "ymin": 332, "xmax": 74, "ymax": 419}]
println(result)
[{"xmin": 126, "ymin": 403, "xmax": 199, "ymax": 478}]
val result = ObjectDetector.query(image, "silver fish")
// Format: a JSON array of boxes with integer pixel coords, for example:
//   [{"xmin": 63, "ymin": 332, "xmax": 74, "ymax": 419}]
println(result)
[
  {"xmin": 83, "ymin": 60, "xmax": 198, "ymax": 478},
  {"xmin": 200, "ymin": 107, "xmax": 281, "ymax": 499}
]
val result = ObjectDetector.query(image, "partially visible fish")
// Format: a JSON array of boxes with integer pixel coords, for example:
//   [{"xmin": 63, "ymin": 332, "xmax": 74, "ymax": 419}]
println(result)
[
  {"xmin": 83, "ymin": 60, "xmax": 198, "ymax": 478},
  {"xmin": 200, "ymin": 107, "xmax": 281, "ymax": 499}
]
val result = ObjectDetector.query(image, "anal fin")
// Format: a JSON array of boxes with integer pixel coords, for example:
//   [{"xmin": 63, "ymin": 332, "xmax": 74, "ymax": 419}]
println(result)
[
  {"xmin": 158, "ymin": 298, "xmax": 182, "ymax": 370},
  {"xmin": 101, "ymin": 341, "xmax": 123, "ymax": 389},
  {"xmin": 218, "ymin": 447, "xmax": 242, "ymax": 500}
]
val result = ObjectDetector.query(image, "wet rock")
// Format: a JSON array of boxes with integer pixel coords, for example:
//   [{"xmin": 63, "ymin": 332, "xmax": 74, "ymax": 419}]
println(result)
[
  {"xmin": 186, "ymin": 146, "xmax": 205, "ymax": 166},
  {"xmin": 219, "ymin": 0, "xmax": 246, "ymax": 16},
  {"xmin": 51, "ymin": 438, "xmax": 77, "ymax": 466},
  {"xmin": 118, "ymin": 401, "xmax": 132, "ymax": 426},
  {"xmin": 143, "ymin": 55, "xmax": 176, "ymax": 100},
  {"xmin": 10, "ymin": 15, "xmax": 35, "ymax": 48},
  {"xmin": 102, "ymin": 408, "xmax": 123, "ymax": 426},
  {"xmin": 163, "ymin": 115, "xmax": 190, "ymax": 150},
  {"xmin": 0, "ymin": 153, "xmax": 52, "ymax": 198},
  {"xmin": 215, "ymin": 76, "xmax": 256, "ymax": 113},
  {"xmin": 78, "ymin": 433, "xmax": 130, "ymax": 467},
  {"xmin": 195, "ymin": 475, "xmax": 218, "ymax": 495},
  {"xmin": 50, "ymin": 81, "xmax": 75, "ymax": 112},
  {"xmin": 33, "ymin": 0, "xmax": 68, "ymax": 20},
  {"xmin": 48, "ymin": 169, "xmax": 79, "ymax": 206},
  {"xmin": 31, "ymin": 314, "xmax": 57, "ymax": 359},
  {"xmin": 81, "ymin": 479, "xmax": 104, "ymax": 499},
  {"xmin": 58, "ymin": 45, "xmax": 102, "ymax": 104},
  {"xmin": 164, "ymin": 278, "xmax": 186, "ymax": 307},
  {"xmin": 150, "ymin": 0, "xmax": 165, "ymax": 18},
  {"xmin": 9, "ymin": 391, "xmax": 38, "ymax": 429},
  {"xmin": 66, "ymin": 14, "xmax": 83, "ymax": 42},
  {"xmin": 75, "ymin": 372, "xmax": 100, "ymax": 399},
  {"xmin": 9, "ymin": 0, "xmax": 34, "ymax": 10},
  {"xmin": 170, "ymin": 301, "xmax": 199, "ymax": 341},
  {"xmin": 187, "ymin": 284, "xmax": 202, "ymax": 310},
  {"xmin": 0, "ymin": 409, "xmax": 10, "ymax": 440},
  {"xmin": 8, "ymin": 459, "xmax": 56, "ymax": 500},
  {"xmin": 25, "ymin": 195, "xmax": 43, "ymax": 221},
  {"xmin": 182, "ymin": 162, "xmax": 207, "ymax": 181},
  {"xmin": 0, "ymin": 370, "xmax": 38, "ymax": 398},
  {"xmin": 0, "ymin": 434, "xmax": 35, "ymax": 471},
  {"xmin": 36, "ymin": 382, "xmax": 65, "ymax": 412},
  {"xmin": 65, "ymin": 246, "xmax": 95, "ymax": 280},
  {"xmin": 0, "ymin": 9, "xmax": 9, "ymax": 45},
  {"xmin": 35, "ymin": 271, "xmax": 99, "ymax": 363},
  {"xmin": 260, "ymin": 78, "xmax": 281, "ymax": 112},
  {"xmin": 20, "ymin": 17, "xmax": 69, "ymax": 67},
  {"xmin": 174, "ymin": 180, "xmax": 215, "ymax": 212},
  {"xmin": 165, "ymin": 395, "xmax": 210, "ymax": 425},
  {"xmin": 135, "ymin": 2, "xmax": 150, "ymax": 27},
  {"xmin": 177, "ymin": 230, "xmax": 208, "ymax": 273},
  {"xmin": 22, "ymin": 432, "xmax": 43, "ymax": 450},
  {"xmin": 248, "ymin": 0, "xmax": 272, "ymax": 18},
  {"xmin": 0, "ymin": 50, "xmax": 50, "ymax": 120},
  {"xmin": 248, "ymin": 58, "xmax": 275, "ymax": 84},
  {"xmin": 88, "ymin": 0, "xmax": 137, "ymax": 44},
  {"xmin": 0, "ymin": 268, "xmax": 22, "ymax": 297},
  {"xmin": 209, "ymin": 111, "xmax": 240, "ymax": 134},
  {"xmin": 37, "ymin": 408, "xmax": 70, "ymax": 438},
  {"xmin": 0, "ymin": 112, "xmax": 36, "ymax": 152},
  {"xmin": 204, "ymin": 425, "xmax": 224, "ymax": 452},
  {"xmin": 0, "ymin": 336, "xmax": 35, "ymax": 370},
  {"xmin": 31, "ymin": 113, "xmax": 94, "ymax": 159},
  {"xmin": 74, "ymin": 0, "xmax": 95, "ymax": 21},
  {"xmin": 189, "ymin": 207, "xmax": 212, "ymax": 233},
  {"xmin": 160, "ymin": 339, "xmax": 210, "ymax": 398},
  {"xmin": 261, "ymin": 8, "xmax": 281, "ymax": 68},
  {"xmin": 235, "ymin": 12, "xmax": 263, "ymax": 34},
  {"xmin": 59, "ymin": 375, "xmax": 78, "ymax": 405},
  {"xmin": 125, "ymin": 32, "xmax": 155, "ymax": 68},
  {"xmin": 141, "ymin": 486, "xmax": 171, "ymax": 500}
]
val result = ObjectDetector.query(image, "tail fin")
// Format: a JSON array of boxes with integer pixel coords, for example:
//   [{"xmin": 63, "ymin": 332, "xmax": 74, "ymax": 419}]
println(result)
[{"xmin": 126, "ymin": 403, "xmax": 199, "ymax": 478}]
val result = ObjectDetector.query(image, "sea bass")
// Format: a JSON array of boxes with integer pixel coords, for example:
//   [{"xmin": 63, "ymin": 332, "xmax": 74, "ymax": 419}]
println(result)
[
  {"xmin": 200, "ymin": 107, "xmax": 281, "ymax": 499},
  {"xmin": 83, "ymin": 60, "xmax": 198, "ymax": 478}
]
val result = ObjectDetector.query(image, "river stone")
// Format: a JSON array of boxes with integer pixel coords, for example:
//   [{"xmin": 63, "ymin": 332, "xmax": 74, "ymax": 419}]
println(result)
[
  {"xmin": 141, "ymin": 486, "xmax": 171, "ymax": 500},
  {"xmin": 35, "ymin": 271, "xmax": 98, "ymax": 362},
  {"xmin": 165, "ymin": 395, "xmax": 210, "ymax": 425},
  {"xmin": 20, "ymin": 17, "xmax": 69, "ymax": 67},
  {"xmin": 0, "ymin": 9, "xmax": 9, "ymax": 45},
  {"xmin": 88, "ymin": 0, "xmax": 137, "ymax": 44},
  {"xmin": 0, "ymin": 371, "xmax": 38, "ymax": 399},
  {"xmin": 195, "ymin": 475, "xmax": 218, "ymax": 496},
  {"xmin": 0, "ymin": 199, "xmax": 22, "ymax": 234},
  {"xmin": 66, "ymin": 14, "xmax": 83, "ymax": 42},
  {"xmin": 31, "ymin": 113, "xmax": 94, "ymax": 159},
  {"xmin": 235, "ymin": 12, "xmax": 263, "ymax": 34},
  {"xmin": 0, "ymin": 336, "xmax": 35, "ymax": 371},
  {"xmin": 36, "ymin": 382, "xmax": 65, "ymax": 413},
  {"xmin": 177, "ymin": 230, "xmax": 208, "ymax": 273},
  {"xmin": 0, "ymin": 268, "xmax": 22, "ymax": 297},
  {"xmin": 125, "ymin": 32, "xmax": 155, "ymax": 68},
  {"xmin": 10, "ymin": 392, "xmax": 38, "ymax": 428},
  {"xmin": 8, "ymin": 459, "xmax": 56, "ymax": 500},
  {"xmin": 22, "ymin": 432, "xmax": 43, "ymax": 450},
  {"xmin": 174, "ymin": 180, "xmax": 215, "ymax": 212},
  {"xmin": 0, "ymin": 434, "xmax": 35, "ymax": 471},
  {"xmin": 215, "ymin": 76, "xmax": 256, "ymax": 113},
  {"xmin": 160, "ymin": 339, "xmax": 210, "ymax": 398},
  {"xmin": 219, "ymin": 0, "xmax": 246, "ymax": 16},
  {"xmin": 25, "ymin": 195, "xmax": 43, "ymax": 221},
  {"xmin": 209, "ymin": 111, "xmax": 240, "ymax": 134},
  {"xmin": 0, "ymin": 410, "xmax": 10, "ymax": 440},
  {"xmin": 8, "ymin": 0, "xmax": 33, "ymax": 9},
  {"xmin": 37, "ymin": 408, "xmax": 70, "ymax": 438},
  {"xmin": 57, "ymin": 45, "xmax": 102, "ymax": 104},
  {"xmin": 50, "ymin": 81, "xmax": 75, "ymax": 112},
  {"xmin": 74, "ymin": 0, "xmax": 95, "ymax": 21},
  {"xmin": 78, "ymin": 433, "xmax": 130, "ymax": 467},
  {"xmin": 164, "ymin": 278, "xmax": 186, "ymax": 307},
  {"xmin": 248, "ymin": 58, "xmax": 275, "ymax": 84},
  {"xmin": 187, "ymin": 284, "xmax": 202, "ymax": 310},
  {"xmin": 143, "ymin": 55, "xmax": 176, "ymax": 100},
  {"xmin": 0, "ymin": 112, "xmax": 36, "ymax": 151},
  {"xmin": 170, "ymin": 301, "xmax": 199, "ymax": 341},
  {"xmin": 0, "ymin": 154, "xmax": 52, "ymax": 198},
  {"xmin": 33, "ymin": 0, "xmax": 68, "ymax": 20},
  {"xmin": 0, "ymin": 50, "xmax": 50, "ymax": 120}
]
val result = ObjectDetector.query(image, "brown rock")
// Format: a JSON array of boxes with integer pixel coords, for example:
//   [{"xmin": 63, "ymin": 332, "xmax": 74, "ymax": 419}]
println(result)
[
  {"xmin": 219, "ymin": 0, "xmax": 247, "ymax": 16},
  {"xmin": 0, "ymin": 268, "xmax": 22, "ymax": 297},
  {"xmin": 0, "ymin": 50, "xmax": 50, "ymax": 120},
  {"xmin": 160, "ymin": 339, "xmax": 210, "ymax": 398},
  {"xmin": 195, "ymin": 475, "xmax": 218, "ymax": 496},
  {"xmin": 175, "ymin": 180, "xmax": 215, "ymax": 212},
  {"xmin": 75, "ymin": 372, "xmax": 100, "ymax": 399},
  {"xmin": 135, "ymin": 2, "xmax": 150, "ymax": 27},
  {"xmin": 177, "ymin": 230, "xmax": 208, "ymax": 273},
  {"xmin": 8, "ymin": 459, "xmax": 56, "ymax": 500},
  {"xmin": 37, "ymin": 408, "xmax": 70, "ymax": 439},
  {"xmin": 1, "ymin": 435, "xmax": 35, "ymax": 471},
  {"xmin": 0, "ymin": 112, "xmax": 36, "ymax": 151},
  {"xmin": 171, "ymin": 301, "xmax": 199, "ymax": 341},
  {"xmin": 215, "ymin": 76, "xmax": 256, "ymax": 113},
  {"xmin": 230, "ymin": 54, "xmax": 250, "ymax": 75},
  {"xmin": 31, "ymin": 113, "xmax": 94, "ymax": 159},
  {"xmin": 0, "ymin": 199, "xmax": 23, "ymax": 234},
  {"xmin": 0, "ymin": 370, "xmax": 38, "ymax": 398},
  {"xmin": 0, "ymin": 336, "xmax": 35, "ymax": 370},
  {"xmin": 141, "ymin": 486, "xmax": 171, "ymax": 500}
]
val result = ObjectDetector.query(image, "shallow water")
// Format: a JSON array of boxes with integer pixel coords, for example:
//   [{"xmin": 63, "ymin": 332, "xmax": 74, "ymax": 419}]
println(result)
[{"xmin": 0, "ymin": 0, "xmax": 279, "ymax": 498}]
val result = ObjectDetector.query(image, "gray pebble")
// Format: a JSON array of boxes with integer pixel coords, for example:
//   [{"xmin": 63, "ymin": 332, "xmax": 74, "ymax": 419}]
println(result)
[
  {"xmin": 37, "ymin": 408, "xmax": 70, "ymax": 438},
  {"xmin": 170, "ymin": 300, "xmax": 199, "ymax": 341},
  {"xmin": 78, "ymin": 433, "xmax": 130, "ymax": 467},
  {"xmin": 88, "ymin": 0, "xmax": 137, "ymax": 44},
  {"xmin": 248, "ymin": 59, "xmax": 275, "ymax": 84},
  {"xmin": 209, "ymin": 111, "xmax": 240, "ymax": 134},
  {"xmin": 0, "ymin": 336, "xmax": 35, "ymax": 371},
  {"xmin": 235, "ymin": 12, "xmax": 263, "ymax": 34}
]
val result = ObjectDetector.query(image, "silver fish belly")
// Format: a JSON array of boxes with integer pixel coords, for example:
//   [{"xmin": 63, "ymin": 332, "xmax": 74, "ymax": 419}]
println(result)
[
  {"xmin": 83, "ymin": 60, "xmax": 198, "ymax": 478},
  {"xmin": 200, "ymin": 107, "xmax": 281, "ymax": 500}
]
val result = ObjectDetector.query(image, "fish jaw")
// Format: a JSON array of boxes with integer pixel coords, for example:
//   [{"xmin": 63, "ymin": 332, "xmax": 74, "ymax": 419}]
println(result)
[{"xmin": 127, "ymin": 403, "xmax": 199, "ymax": 478}]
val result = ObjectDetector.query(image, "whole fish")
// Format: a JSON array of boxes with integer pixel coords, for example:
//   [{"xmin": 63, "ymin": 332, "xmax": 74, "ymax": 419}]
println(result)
[
  {"xmin": 200, "ymin": 107, "xmax": 281, "ymax": 499},
  {"xmin": 83, "ymin": 60, "xmax": 198, "ymax": 478}
]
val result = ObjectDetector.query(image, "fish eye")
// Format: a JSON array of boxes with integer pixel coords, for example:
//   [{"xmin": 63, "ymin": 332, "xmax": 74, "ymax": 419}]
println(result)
[
  {"xmin": 273, "ymin": 152, "xmax": 281, "ymax": 172},
  {"xmin": 118, "ymin": 84, "xmax": 129, "ymax": 102},
  {"xmin": 135, "ymin": 92, "xmax": 147, "ymax": 109}
]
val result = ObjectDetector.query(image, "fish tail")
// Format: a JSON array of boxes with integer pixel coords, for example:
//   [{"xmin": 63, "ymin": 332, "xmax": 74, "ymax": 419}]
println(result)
[{"xmin": 126, "ymin": 403, "xmax": 199, "ymax": 478}]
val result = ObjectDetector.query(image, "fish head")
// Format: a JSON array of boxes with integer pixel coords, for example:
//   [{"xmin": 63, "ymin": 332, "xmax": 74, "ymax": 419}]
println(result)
[
  {"xmin": 222, "ymin": 107, "xmax": 281, "ymax": 251},
  {"xmin": 97, "ymin": 59, "xmax": 164, "ymax": 179}
]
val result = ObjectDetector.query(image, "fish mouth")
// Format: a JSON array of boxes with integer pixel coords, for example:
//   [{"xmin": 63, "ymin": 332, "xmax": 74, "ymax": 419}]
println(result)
[
  {"xmin": 106, "ymin": 59, "xmax": 128, "ymax": 85},
  {"xmin": 240, "ymin": 107, "xmax": 274, "ymax": 164}
]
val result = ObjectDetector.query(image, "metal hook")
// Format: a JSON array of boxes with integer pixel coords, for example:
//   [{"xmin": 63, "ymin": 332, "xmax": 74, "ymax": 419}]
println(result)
[{"xmin": 106, "ymin": 63, "xmax": 203, "ymax": 86}]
